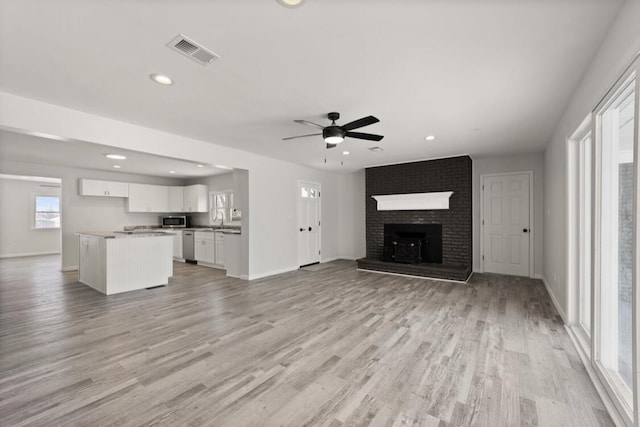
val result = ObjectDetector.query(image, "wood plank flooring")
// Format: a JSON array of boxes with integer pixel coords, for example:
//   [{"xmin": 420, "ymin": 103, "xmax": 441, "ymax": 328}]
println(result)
[{"xmin": 0, "ymin": 255, "xmax": 612, "ymax": 426}]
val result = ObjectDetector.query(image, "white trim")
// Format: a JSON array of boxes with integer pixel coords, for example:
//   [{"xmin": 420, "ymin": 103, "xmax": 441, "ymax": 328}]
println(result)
[
  {"xmin": 541, "ymin": 275, "xmax": 568, "ymax": 324},
  {"xmin": 62, "ymin": 265, "xmax": 78, "ymax": 272},
  {"xmin": 321, "ymin": 256, "xmax": 340, "ymax": 263},
  {"xmin": 337, "ymin": 256, "xmax": 360, "ymax": 261},
  {"xmin": 0, "ymin": 251, "xmax": 61, "ymax": 259},
  {"xmin": 357, "ymin": 268, "xmax": 472, "ymax": 284},
  {"xmin": 531, "ymin": 273, "xmax": 543, "ymax": 280},
  {"xmin": 479, "ymin": 170, "xmax": 534, "ymax": 277},
  {"xmin": 247, "ymin": 266, "xmax": 298, "ymax": 281},
  {"xmin": 366, "ymin": 153, "xmax": 470, "ymax": 169},
  {"xmin": 566, "ymin": 325, "xmax": 628, "ymax": 427}
]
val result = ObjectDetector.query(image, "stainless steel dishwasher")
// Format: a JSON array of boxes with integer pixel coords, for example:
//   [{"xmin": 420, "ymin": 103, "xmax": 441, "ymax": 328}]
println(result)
[{"xmin": 183, "ymin": 230, "xmax": 195, "ymax": 262}]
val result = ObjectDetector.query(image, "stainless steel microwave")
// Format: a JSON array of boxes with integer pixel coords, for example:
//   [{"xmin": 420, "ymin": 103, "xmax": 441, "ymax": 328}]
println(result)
[{"xmin": 161, "ymin": 215, "xmax": 191, "ymax": 228}]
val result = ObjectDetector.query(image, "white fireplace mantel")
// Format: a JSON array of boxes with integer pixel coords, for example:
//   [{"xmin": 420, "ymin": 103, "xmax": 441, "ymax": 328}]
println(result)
[{"xmin": 371, "ymin": 192, "xmax": 454, "ymax": 211}]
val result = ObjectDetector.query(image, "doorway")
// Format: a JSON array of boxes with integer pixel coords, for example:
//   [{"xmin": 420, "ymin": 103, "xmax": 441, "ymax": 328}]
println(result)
[
  {"xmin": 297, "ymin": 181, "xmax": 321, "ymax": 267},
  {"xmin": 480, "ymin": 172, "xmax": 533, "ymax": 276}
]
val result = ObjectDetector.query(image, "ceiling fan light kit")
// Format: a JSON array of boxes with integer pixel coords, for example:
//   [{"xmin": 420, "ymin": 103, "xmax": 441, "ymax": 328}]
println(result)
[
  {"xmin": 276, "ymin": 0, "xmax": 304, "ymax": 8},
  {"xmin": 284, "ymin": 111, "xmax": 384, "ymax": 149}
]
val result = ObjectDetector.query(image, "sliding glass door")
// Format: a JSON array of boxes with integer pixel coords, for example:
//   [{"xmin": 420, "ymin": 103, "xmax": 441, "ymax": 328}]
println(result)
[{"xmin": 593, "ymin": 70, "xmax": 636, "ymax": 421}]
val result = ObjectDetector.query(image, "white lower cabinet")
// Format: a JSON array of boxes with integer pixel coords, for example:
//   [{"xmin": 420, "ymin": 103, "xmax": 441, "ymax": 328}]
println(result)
[
  {"xmin": 172, "ymin": 231, "xmax": 183, "ymax": 259},
  {"xmin": 215, "ymin": 232, "xmax": 224, "ymax": 267},
  {"xmin": 194, "ymin": 232, "xmax": 215, "ymax": 265}
]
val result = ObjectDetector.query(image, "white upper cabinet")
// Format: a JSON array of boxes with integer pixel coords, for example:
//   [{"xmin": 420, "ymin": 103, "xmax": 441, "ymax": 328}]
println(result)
[
  {"xmin": 127, "ymin": 183, "xmax": 170, "ymax": 212},
  {"xmin": 169, "ymin": 186, "xmax": 185, "ymax": 212},
  {"xmin": 79, "ymin": 179, "xmax": 129, "ymax": 197},
  {"xmin": 184, "ymin": 184, "xmax": 208, "ymax": 213}
]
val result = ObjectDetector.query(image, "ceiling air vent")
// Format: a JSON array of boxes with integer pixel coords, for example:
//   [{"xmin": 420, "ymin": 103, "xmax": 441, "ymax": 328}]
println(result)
[
  {"xmin": 167, "ymin": 34, "xmax": 220, "ymax": 66},
  {"xmin": 369, "ymin": 146, "xmax": 384, "ymax": 152}
]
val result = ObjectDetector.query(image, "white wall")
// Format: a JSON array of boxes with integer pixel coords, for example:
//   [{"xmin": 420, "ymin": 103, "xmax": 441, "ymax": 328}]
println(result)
[
  {"xmin": 338, "ymin": 170, "xmax": 366, "ymax": 260},
  {"xmin": 0, "ymin": 160, "xmax": 182, "ymax": 269},
  {"xmin": 0, "ymin": 92, "xmax": 362, "ymax": 279},
  {"xmin": 247, "ymin": 161, "xmax": 341, "ymax": 278},
  {"xmin": 544, "ymin": 1, "xmax": 640, "ymax": 314},
  {"xmin": 472, "ymin": 153, "xmax": 544, "ymax": 276},
  {"xmin": 0, "ymin": 177, "xmax": 61, "ymax": 257}
]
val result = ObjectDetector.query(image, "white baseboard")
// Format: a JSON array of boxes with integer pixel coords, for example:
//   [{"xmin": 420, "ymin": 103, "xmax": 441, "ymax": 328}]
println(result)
[
  {"xmin": 541, "ymin": 275, "xmax": 568, "ymax": 324},
  {"xmin": 565, "ymin": 326, "xmax": 629, "ymax": 427},
  {"xmin": 247, "ymin": 266, "xmax": 298, "ymax": 281},
  {"xmin": 62, "ymin": 265, "xmax": 78, "ymax": 272},
  {"xmin": 0, "ymin": 251, "xmax": 60, "ymax": 259},
  {"xmin": 531, "ymin": 273, "xmax": 543, "ymax": 280},
  {"xmin": 321, "ymin": 256, "xmax": 340, "ymax": 263},
  {"xmin": 337, "ymin": 256, "xmax": 360, "ymax": 261},
  {"xmin": 240, "ymin": 274, "xmax": 249, "ymax": 280},
  {"xmin": 357, "ymin": 268, "xmax": 472, "ymax": 284}
]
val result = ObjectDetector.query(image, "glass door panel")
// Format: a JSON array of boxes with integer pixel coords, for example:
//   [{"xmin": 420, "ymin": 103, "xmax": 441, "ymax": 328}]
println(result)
[{"xmin": 596, "ymin": 77, "xmax": 635, "ymax": 405}]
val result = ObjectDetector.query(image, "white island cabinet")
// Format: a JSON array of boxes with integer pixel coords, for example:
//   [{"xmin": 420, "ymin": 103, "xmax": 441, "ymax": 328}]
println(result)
[{"xmin": 77, "ymin": 231, "xmax": 173, "ymax": 295}]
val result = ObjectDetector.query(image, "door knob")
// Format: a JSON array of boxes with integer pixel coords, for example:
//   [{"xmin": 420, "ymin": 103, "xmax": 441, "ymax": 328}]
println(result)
[
  {"xmin": 299, "ymin": 228, "xmax": 304, "ymax": 232},
  {"xmin": 308, "ymin": 227, "xmax": 312, "ymax": 231},
  {"xmin": 523, "ymin": 228, "xmax": 529, "ymax": 233}
]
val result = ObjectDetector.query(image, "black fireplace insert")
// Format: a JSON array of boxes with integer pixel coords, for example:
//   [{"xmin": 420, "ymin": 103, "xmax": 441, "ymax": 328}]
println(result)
[{"xmin": 382, "ymin": 223, "xmax": 442, "ymax": 264}]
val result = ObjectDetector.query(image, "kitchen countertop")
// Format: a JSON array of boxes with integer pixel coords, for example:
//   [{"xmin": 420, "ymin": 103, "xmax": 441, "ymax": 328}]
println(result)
[
  {"xmin": 76, "ymin": 231, "xmax": 175, "ymax": 239},
  {"xmin": 123, "ymin": 225, "xmax": 241, "ymax": 235},
  {"xmin": 182, "ymin": 228, "xmax": 241, "ymax": 235}
]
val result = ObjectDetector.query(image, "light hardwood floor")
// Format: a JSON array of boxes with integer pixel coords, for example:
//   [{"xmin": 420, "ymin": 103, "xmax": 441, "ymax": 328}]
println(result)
[{"xmin": 0, "ymin": 255, "xmax": 612, "ymax": 426}]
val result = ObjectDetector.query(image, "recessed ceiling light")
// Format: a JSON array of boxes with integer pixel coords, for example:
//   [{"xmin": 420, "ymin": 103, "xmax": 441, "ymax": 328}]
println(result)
[
  {"xmin": 425, "ymin": 135, "xmax": 436, "ymax": 141},
  {"xmin": 275, "ymin": 0, "xmax": 304, "ymax": 8},
  {"xmin": 369, "ymin": 146, "xmax": 384, "ymax": 152},
  {"xmin": 169, "ymin": 170, "xmax": 176, "ymax": 174},
  {"xmin": 197, "ymin": 164, "xmax": 204, "ymax": 168},
  {"xmin": 342, "ymin": 151, "xmax": 350, "ymax": 155},
  {"xmin": 105, "ymin": 154, "xmax": 127, "ymax": 160},
  {"xmin": 150, "ymin": 74, "xmax": 173, "ymax": 85},
  {"xmin": 113, "ymin": 165, "xmax": 121, "ymax": 169},
  {"xmin": 214, "ymin": 164, "xmax": 233, "ymax": 170}
]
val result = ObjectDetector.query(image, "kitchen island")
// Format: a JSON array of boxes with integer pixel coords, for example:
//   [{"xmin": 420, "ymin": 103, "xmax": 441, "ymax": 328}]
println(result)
[{"xmin": 77, "ymin": 231, "xmax": 173, "ymax": 295}]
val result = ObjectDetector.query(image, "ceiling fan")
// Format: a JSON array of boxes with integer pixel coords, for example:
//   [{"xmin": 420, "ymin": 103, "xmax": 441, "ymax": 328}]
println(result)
[{"xmin": 283, "ymin": 112, "xmax": 384, "ymax": 149}]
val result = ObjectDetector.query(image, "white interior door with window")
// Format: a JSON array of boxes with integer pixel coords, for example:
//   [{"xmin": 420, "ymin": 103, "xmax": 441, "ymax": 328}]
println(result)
[
  {"xmin": 481, "ymin": 172, "xmax": 531, "ymax": 276},
  {"xmin": 298, "ymin": 182, "xmax": 321, "ymax": 267}
]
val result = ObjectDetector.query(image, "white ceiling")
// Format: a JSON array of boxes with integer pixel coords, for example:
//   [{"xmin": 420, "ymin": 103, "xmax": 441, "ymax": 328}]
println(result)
[
  {"xmin": 0, "ymin": 130, "xmax": 231, "ymax": 178},
  {"xmin": 0, "ymin": 0, "xmax": 625, "ymax": 172}
]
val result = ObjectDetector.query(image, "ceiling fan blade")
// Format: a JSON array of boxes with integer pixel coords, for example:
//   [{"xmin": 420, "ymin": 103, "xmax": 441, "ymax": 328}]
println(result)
[
  {"xmin": 282, "ymin": 133, "xmax": 322, "ymax": 141},
  {"xmin": 326, "ymin": 143, "xmax": 338, "ymax": 149},
  {"xmin": 341, "ymin": 115, "xmax": 379, "ymax": 131},
  {"xmin": 294, "ymin": 120, "xmax": 325, "ymax": 129},
  {"xmin": 345, "ymin": 131, "xmax": 384, "ymax": 141}
]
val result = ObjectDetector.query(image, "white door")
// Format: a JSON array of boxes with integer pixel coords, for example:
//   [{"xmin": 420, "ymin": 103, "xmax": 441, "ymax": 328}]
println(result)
[
  {"xmin": 298, "ymin": 182, "xmax": 321, "ymax": 267},
  {"xmin": 482, "ymin": 173, "xmax": 531, "ymax": 276}
]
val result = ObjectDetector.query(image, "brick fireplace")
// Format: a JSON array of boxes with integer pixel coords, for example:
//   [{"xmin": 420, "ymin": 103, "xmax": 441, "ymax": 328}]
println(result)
[{"xmin": 357, "ymin": 155, "xmax": 472, "ymax": 281}]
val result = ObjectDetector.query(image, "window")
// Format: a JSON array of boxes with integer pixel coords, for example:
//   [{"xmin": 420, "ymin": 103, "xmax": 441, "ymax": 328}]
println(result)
[
  {"xmin": 34, "ymin": 195, "xmax": 60, "ymax": 229},
  {"xmin": 209, "ymin": 191, "xmax": 234, "ymax": 224}
]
